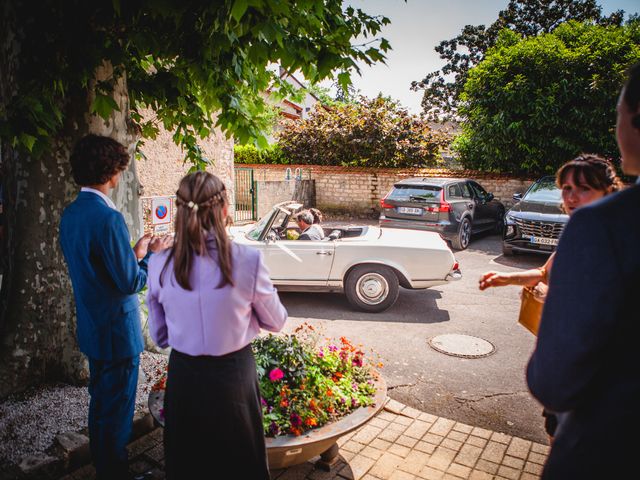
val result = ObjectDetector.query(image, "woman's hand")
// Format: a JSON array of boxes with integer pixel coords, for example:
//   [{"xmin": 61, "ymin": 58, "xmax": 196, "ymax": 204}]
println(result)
[
  {"xmin": 150, "ymin": 235, "xmax": 173, "ymax": 253},
  {"xmin": 532, "ymin": 281, "xmax": 548, "ymax": 302},
  {"xmin": 479, "ymin": 271, "xmax": 513, "ymax": 290}
]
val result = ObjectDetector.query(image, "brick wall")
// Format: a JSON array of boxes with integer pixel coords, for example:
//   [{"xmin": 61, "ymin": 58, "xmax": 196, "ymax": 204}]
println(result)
[{"xmin": 242, "ymin": 164, "xmax": 536, "ymax": 217}]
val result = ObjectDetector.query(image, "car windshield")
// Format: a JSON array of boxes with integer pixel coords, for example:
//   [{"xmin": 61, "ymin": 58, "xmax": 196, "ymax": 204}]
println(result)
[
  {"xmin": 388, "ymin": 185, "xmax": 440, "ymax": 202},
  {"xmin": 246, "ymin": 208, "xmax": 290, "ymax": 241},
  {"xmin": 523, "ymin": 177, "xmax": 562, "ymax": 203}
]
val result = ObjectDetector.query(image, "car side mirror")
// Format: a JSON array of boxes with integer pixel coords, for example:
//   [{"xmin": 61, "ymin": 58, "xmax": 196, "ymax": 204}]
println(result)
[
  {"xmin": 512, "ymin": 193, "xmax": 522, "ymax": 202},
  {"xmin": 486, "ymin": 193, "xmax": 494, "ymax": 202}
]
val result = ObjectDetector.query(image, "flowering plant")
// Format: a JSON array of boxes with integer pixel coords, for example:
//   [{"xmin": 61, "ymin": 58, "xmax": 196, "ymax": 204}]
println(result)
[{"xmin": 253, "ymin": 324, "xmax": 378, "ymax": 437}]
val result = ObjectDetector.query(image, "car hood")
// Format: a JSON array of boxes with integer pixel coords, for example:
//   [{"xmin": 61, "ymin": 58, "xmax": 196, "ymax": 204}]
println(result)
[{"xmin": 507, "ymin": 200, "xmax": 568, "ymax": 222}]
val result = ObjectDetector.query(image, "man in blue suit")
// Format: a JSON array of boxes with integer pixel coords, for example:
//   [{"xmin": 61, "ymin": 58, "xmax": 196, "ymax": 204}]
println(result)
[
  {"xmin": 60, "ymin": 135, "xmax": 170, "ymax": 479},
  {"xmin": 527, "ymin": 63, "xmax": 640, "ymax": 478}
]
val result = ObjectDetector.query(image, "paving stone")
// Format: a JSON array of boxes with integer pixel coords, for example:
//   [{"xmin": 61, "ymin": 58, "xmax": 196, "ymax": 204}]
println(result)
[
  {"xmin": 274, "ymin": 463, "xmax": 316, "ymax": 480},
  {"xmin": 389, "ymin": 421, "xmax": 410, "ymax": 432},
  {"xmin": 490, "ymin": 432, "xmax": 512, "ymax": 445},
  {"xmin": 467, "ymin": 470, "xmax": 493, "ymax": 480},
  {"xmin": 453, "ymin": 444, "xmax": 482, "ymax": 468},
  {"xmin": 341, "ymin": 454, "xmax": 375, "ymax": 479},
  {"xmin": 417, "ymin": 413, "xmax": 438, "ymax": 424},
  {"xmin": 378, "ymin": 429, "xmax": 402, "ymax": 443},
  {"xmin": 377, "ymin": 411, "xmax": 398, "ymax": 422},
  {"xmin": 385, "ymin": 399, "xmax": 407, "ymax": 413},
  {"xmin": 445, "ymin": 463, "xmax": 471, "ymax": 479},
  {"xmin": 445, "ymin": 430, "xmax": 468, "ymax": 443},
  {"xmin": 361, "ymin": 475, "xmax": 382, "ymax": 480},
  {"xmin": 469, "ymin": 427, "xmax": 492, "ymax": 440},
  {"xmin": 396, "ymin": 435, "xmax": 419, "ymax": 449},
  {"xmin": 398, "ymin": 450, "xmax": 430, "ymax": 475},
  {"xmin": 505, "ymin": 437, "xmax": 531, "ymax": 459},
  {"xmin": 520, "ymin": 473, "xmax": 540, "ymax": 480},
  {"xmin": 127, "ymin": 433, "xmax": 158, "ymax": 458},
  {"xmin": 473, "ymin": 459, "xmax": 498, "ymax": 475},
  {"xmin": 417, "ymin": 465, "xmax": 444, "ymax": 480},
  {"xmin": 129, "ymin": 458, "xmax": 154, "ymax": 475},
  {"xmin": 342, "ymin": 441, "xmax": 366, "ymax": 454},
  {"xmin": 403, "ymin": 421, "xmax": 431, "ymax": 440},
  {"xmin": 414, "ymin": 441, "xmax": 437, "ymax": 455},
  {"xmin": 452, "ymin": 423, "xmax": 473, "ymax": 434},
  {"xmin": 479, "ymin": 441, "xmax": 506, "ymax": 464},
  {"xmin": 500, "ymin": 455, "xmax": 525, "ymax": 470},
  {"xmin": 369, "ymin": 452, "xmax": 403, "ymax": 479},
  {"xmin": 425, "ymin": 446, "xmax": 456, "ymax": 472},
  {"xmin": 531, "ymin": 443, "xmax": 550, "ymax": 455},
  {"xmin": 400, "ymin": 407, "xmax": 422, "ymax": 419},
  {"xmin": 341, "ymin": 450, "xmax": 356, "ymax": 462},
  {"xmin": 387, "ymin": 443, "xmax": 411, "ymax": 458},
  {"xmin": 465, "ymin": 436, "xmax": 487, "ymax": 449},
  {"xmin": 370, "ymin": 438, "xmax": 392, "ymax": 451},
  {"xmin": 440, "ymin": 439, "xmax": 462, "ymax": 452},
  {"xmin": 527, "ymin": 452, "xmax": 547, "ymax": 465},
  {"xmin": 525, "ymin": 461, "xmax": 544, "ymax": 475},
  {"xmin": 360, "ymin": 446, "xmax": 384, "ymax": 461},
  {"xmin": 496, "ymin": 464, "xmax": 520, "ymax": 480},
  {"xmin": 428, "ymin": 418, "xmax": 455, "ymax": 437},
  {"xmin": 389, "ymin": 470, "xmax": 416, "ymax": 480},
  {"xmin": 308, "ymin": 467, "xmax": 342, "ymax": 480},
  {"xmin": 369, "ymin": 417, "xmax": 391, "ymax": 430},
  {"xmin": 422, "ymin": 433, "xmax": 444, "ymax": 446},
  {"xmin": 353, "ymin": 426, "xmax": 383, "ymax": 445}
]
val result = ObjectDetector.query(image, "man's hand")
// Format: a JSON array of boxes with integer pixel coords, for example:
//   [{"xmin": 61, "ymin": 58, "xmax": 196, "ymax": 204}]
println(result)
[
  {"xmin": 149, "ymin": 235, "xmax": 173, "ymax": 253},
  {"xmin": 133, "ymin": 234, "xmax": 152, "ymax": 259}
]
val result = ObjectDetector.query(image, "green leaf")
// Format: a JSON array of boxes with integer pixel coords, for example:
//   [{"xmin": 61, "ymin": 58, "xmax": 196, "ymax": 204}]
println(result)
[
  {"xmin": 19, "ymin": 133, "xmax": 37, "ymax": 152},
  {"xmin": 90, "ymin": 94, "xmax": 120, "ymax": 120},
  {"xmin": 231, "ymin": 0, "xmax": 249, "ymax": 22}
]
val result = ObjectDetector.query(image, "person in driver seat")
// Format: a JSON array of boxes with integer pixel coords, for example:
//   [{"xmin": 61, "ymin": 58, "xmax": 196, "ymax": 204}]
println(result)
[{"xmin": 296, "ymin": 210, "xmax": 324, "ymax": 240}]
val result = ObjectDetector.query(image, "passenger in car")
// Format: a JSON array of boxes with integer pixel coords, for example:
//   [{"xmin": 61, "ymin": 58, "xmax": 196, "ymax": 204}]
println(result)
[
  {"xmin": 478, "ymin": 153, "xmax": 623, "ymax": 440},
  {"xmin": 296, "ymin": 210, "xmax": 324, "ymax": 240}
]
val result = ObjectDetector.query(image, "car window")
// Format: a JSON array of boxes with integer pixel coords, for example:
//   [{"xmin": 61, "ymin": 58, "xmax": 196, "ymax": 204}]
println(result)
[
  {"xmin": 447, "ymin": 184, "xmax": 463, "ymax": 198},
  {"xmin": 387, "ymin": 185, "xmax": 440, "ymax": 202},
  {"xmin": 469, "ymin": 182, "xmax": 488, "ymax": 199},
  {"xmin": 460, "ymin": 183, "xmax": 472, "ymax": 198},
  {"xmin": 523, "ymin": 177, "xmax": 562, "ymax": 203},
  {"xmin": 246, "ymin": 208, "xmax": 289, "ymax": 240}
]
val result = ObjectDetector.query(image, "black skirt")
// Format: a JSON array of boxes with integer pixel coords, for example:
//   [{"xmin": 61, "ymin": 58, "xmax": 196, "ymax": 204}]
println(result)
[{"xmin": 164, "ymin": 345, "xmax": 270, "ymax": 479}]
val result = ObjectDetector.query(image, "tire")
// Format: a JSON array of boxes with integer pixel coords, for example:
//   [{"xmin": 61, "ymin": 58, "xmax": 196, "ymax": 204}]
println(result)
[
  {"xmin": 494, "ymin": 208, "xmax": 505, "ymax": 234},
  {"xmin": 502, "ymin": 243, "xmax": 514, "ymax": 256},
  {"xmin": 345, "ymin": 265, "xmax": 400, "ymax": 313},
  {"xmin": 451, "ymin": 217, "xmax": 471, "ymax": 250}
]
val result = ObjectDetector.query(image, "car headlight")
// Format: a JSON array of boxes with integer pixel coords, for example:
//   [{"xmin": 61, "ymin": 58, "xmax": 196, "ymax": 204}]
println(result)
[
  {"xmin": 505, "ymin": 225, "xmax": 515, "ymax": 236},
  {"xmin": 504, "ymin": 212, "xmax": 516, "ymax": 225}
]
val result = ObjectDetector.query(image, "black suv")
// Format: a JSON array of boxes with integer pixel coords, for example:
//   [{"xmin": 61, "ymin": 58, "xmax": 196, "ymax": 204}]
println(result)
[
  {"xmin": 502, "ymin": 176, "xmax": 568, "ymax": 256},
  {"xmin": 379, "ymin": 177, "xmax": 505, "ymax": 250}
]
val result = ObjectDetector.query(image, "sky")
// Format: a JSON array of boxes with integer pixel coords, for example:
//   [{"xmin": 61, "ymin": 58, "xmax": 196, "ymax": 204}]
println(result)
[{"xmin": 337, "ymin": 0, "xmax": 640, "ymax": 114}]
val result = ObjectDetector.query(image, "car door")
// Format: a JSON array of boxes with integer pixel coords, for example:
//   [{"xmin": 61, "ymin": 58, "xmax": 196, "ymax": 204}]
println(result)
[
  {"xmin": 263, "ymin": 239, "xmax": 335, "ymax": 286},
  {"xmin": 446, "ymin": 182, "xmax": 473, "ymax": 224},
  {"xmin": 467, "ymin": 181, "xmax": 494, "ymax": 230}
]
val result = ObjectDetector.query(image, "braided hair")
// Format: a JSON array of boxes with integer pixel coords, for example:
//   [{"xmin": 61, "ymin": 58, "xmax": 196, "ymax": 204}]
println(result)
[
  {"xmin": 556, "ymin": 154, "xmax": 624, "ymax": 195},
  {"xmin": 160, "ymin": 172, "xmax": 233, "ymax": 290}
]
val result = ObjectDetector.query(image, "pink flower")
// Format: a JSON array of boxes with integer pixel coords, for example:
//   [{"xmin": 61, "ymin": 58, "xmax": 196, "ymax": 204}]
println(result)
[{"xmin": 269, "ymin": 368, "xmax": 284, "ymax": 382}]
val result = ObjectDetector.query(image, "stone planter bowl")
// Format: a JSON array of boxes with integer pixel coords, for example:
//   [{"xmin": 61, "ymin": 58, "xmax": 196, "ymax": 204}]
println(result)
[{"xmin": 148, "ymin": 370, "xmax": 387, "ymax": 471}]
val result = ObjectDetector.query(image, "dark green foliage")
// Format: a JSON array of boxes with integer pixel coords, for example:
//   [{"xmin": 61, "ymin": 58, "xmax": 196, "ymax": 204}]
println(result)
[
  {"xmin": 412, "ymin": 0, "xmax": 625, "ymax": 120},
  {"xmin": 277, "ymin": 96, "xmax": 448, "ymax": 168},
  {"xmin": 0, "ymin": 0, "xmax": 390, "ymax": 164},
  {"xmin": 455, "ymin": 21, "xmax": 640, "ymax": 175}
]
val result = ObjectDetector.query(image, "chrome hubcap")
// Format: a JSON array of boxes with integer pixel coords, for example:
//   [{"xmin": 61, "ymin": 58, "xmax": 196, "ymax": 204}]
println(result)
[
  {"xmin": 356, "ymin": 273, "xmax": 389, "ymax": 305},
  {"xmin": 461, "ymin": 221, "xmax": 470, "ymax": 247}
]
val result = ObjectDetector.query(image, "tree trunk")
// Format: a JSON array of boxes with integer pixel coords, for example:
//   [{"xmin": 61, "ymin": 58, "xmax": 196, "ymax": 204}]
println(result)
[{"xmin": 0, "ymin": 36, "xmax": 140, "ymax": 398}]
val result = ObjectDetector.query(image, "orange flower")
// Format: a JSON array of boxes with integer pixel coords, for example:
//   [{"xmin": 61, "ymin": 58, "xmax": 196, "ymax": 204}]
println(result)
[
  {"xmin": 326, "ymin": 389, "xmax": 333, "ymax": 396},
  {"xmin": 305, "ymin": 417, "xmax": 318, "ymax": 427},
  {"xmin": 280, "ymin": 398, "xmax": 289, "ymax": 407},
  {"xmin": 290, "ymin": 427, "xmax": 303, "ymax": 436}
]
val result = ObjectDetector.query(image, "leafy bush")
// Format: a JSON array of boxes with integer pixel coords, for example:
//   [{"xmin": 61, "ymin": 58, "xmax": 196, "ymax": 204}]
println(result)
[
  {"xmin": 234, "ymin": 143, "xmax": 287, "ymax": 164},
  {"xmin": 277, "ymin": 96, "xmax": 449, "ymax": 168},
  {"xmin": 456, "ymin": 21, "xmax": 640, "ymax": 176},
  {"xmin": 253, "ymin": 327, "xmax": 377, "ymax": 437}
]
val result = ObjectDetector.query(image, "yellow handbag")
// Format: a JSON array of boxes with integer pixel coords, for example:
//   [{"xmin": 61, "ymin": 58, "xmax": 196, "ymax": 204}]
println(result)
[{"xmin": 518, "ymin": 286, "xmax": 543, "ymax": 336}]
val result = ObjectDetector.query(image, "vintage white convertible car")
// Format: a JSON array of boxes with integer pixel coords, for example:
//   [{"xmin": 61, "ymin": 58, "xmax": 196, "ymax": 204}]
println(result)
[{"xmin": 230, "ymin": 202, "xmax": 461, "ymax": 312}]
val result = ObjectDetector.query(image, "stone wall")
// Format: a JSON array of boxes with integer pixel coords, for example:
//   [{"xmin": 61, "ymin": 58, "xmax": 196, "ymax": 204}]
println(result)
[
  {"xmin": 242, "ymin": 164, "xmax": 536, "ymax": 217},
  {"xmin": 136, "ymin": 109, "xmax": 235, "ymax": 232},
  {"xmin": 254, "ymin": 179, "xmax": 316, "ymax": 219}
]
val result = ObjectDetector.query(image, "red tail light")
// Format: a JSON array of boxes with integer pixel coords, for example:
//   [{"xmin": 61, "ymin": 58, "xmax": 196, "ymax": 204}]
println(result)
[
  {"xmin": 425, "ymin": 190, "xmax": 451, "ymax": 213},
  {"xmin": 380, "ymin": 196, "xmax": 393, "ymax": 209},
  {"xmin": 452, "ymin": 261, "xmax": 459, "ymax": 271}
]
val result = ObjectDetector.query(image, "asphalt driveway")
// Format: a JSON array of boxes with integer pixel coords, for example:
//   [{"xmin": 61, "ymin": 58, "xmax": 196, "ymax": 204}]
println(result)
[{"xmin": 278, "ymin": 231, "xmax": 551, "ymax": 445}]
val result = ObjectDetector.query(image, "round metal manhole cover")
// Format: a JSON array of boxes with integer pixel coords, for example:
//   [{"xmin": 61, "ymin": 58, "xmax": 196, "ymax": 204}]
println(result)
[{"xmin": 428, "ymin": 334, "xmax": 495, "ymax": 359}]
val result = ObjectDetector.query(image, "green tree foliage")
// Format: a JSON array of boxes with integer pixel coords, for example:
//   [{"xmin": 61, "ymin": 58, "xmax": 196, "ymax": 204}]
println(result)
[
  {"xmin": 0, "ymin": 0, "xmax": 391, "ymax": 162},
  {"xmin": 234, "ymin": 143, "xmax": 286, "ymax": 164},
  {"xmin": 455, "ymin": 21, "xmax": 640, "ymax": 175},
  {"xmin": 412, "ymin": 0, "xmax": 624, "ymax": 121},
  {"xmin": 277, "ymin": 96, "xmax": 448, "ymax": 168}
]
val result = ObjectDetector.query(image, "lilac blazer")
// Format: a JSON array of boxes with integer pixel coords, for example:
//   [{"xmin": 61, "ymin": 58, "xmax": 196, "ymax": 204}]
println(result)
[{"xmin": 147, "ymin": 237, "xmax": 287, "ymax": 356}]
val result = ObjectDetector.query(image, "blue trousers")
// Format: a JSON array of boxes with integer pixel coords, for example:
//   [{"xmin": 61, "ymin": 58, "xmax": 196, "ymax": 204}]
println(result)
[{"xmin": 88, "ymin": 355, "xmax": 140, "ymax": 480}]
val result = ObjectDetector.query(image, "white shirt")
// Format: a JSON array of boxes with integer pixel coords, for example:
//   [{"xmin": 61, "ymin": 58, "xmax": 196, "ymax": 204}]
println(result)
[{"xmin": 81, "ymin": 187, "xmax": 117, "ymax": 210}]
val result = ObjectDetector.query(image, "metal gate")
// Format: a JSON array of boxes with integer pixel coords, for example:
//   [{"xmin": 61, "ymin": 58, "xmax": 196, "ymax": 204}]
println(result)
[{"xmin": 234, "ymin": 167, "xmax": 257, "ymax": 223}]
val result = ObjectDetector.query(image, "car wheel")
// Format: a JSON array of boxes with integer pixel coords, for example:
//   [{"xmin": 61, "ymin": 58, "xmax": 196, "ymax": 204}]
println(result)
[
  {"xmin": 345, "ymin": 265, "xmax": 399, "ymax": 313},
  {"xmin": 451, "ymin": 217, "xmax": 471, "ymax": 250},
  {"xmin": 502, "ymin": 243, "xmax": 514, "ymax": 256}
]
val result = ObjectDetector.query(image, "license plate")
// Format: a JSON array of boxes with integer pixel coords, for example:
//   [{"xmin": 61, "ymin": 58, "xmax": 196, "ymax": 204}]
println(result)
[
  {"xmin": 530, "ymin": 236, "xmax": 558, "ymax": 246},
  {"xmin": 398, "ymin": 207, "xmax": 422, "ymax": 215}
]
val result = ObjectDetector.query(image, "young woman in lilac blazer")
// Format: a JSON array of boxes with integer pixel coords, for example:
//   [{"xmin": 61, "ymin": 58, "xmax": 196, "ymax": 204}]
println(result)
[{"xmin": 147, "ymin": 172, "xmax": 287, "ymax": 479}]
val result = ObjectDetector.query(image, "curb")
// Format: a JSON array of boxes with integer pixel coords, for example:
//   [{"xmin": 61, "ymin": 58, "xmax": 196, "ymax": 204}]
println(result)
[{"xmin": 5, "ymin": 411, "xmax": 156, "ymax": 480}]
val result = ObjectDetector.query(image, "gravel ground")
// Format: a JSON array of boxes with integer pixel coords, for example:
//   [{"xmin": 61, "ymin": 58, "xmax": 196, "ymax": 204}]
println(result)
[{"xmin": 0, "ymin": 351, "xmax": 169, "ymax": 468}]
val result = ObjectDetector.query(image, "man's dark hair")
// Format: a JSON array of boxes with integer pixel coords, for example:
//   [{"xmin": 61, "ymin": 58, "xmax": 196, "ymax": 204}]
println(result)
[
  {"xmin": 70, "ymin": 135, "xmax": 129, "ymax": 186},
  {"xmin": 622, "ymin": 62, "xmax": 640, "ymax": 118}
]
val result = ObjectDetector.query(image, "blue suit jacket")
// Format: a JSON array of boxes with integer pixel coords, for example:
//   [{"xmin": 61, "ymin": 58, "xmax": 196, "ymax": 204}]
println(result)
[
  {"xmin": 60, "ymin": 191, "xmax": 148, "ymax": 361},
  {"xmin": 527, "ymin": 184, "xmax": 640, "ymax": 478}
]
